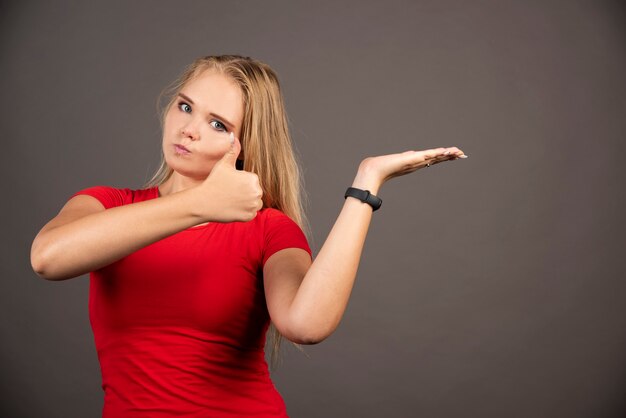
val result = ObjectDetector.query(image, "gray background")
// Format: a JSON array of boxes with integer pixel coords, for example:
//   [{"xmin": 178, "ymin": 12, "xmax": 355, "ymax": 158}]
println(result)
[{"xmin": 2, "ymin": 0, "xmax": 625, "ymax": 417}]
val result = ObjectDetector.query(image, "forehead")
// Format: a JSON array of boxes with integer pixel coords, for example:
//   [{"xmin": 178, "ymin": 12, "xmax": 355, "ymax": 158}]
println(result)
[{"xmin": 180, "ymin": 69, "xmax": 244, "ymax": 126}]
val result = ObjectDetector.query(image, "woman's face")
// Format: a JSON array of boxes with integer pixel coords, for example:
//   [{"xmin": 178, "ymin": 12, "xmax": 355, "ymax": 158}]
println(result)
[{"xmin": 162, "ymin": 69, "xmax": 244, "ymax": 181}]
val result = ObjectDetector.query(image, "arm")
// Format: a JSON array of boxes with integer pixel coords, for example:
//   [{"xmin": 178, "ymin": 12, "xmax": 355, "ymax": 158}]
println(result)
[
  {"xmin": 264, "ymin": 146, "xmax": 467, "ymax": 344},
  {"xmin": 31, "ymin": 134, "xmax": 263, "ymax": 281},
  {"xmin": 31, "ymin": 188, "xmax": 206, "ymax": 281}
]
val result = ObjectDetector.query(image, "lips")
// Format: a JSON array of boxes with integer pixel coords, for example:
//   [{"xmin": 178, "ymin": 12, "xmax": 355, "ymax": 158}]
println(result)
[{"xmin": 174, "ymin": 144, "xmax": 191, "ymax": 154}]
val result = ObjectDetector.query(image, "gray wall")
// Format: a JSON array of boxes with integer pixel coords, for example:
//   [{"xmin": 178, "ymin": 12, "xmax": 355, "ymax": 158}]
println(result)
[{"xmin": 2, "ymin": 1, "xmax": 625, "ymax": 417}]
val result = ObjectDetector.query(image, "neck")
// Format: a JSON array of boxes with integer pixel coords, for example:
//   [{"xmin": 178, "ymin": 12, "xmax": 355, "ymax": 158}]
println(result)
[{"xmin": 158, "ymin": 173, "xmax": 203, "ymax": 197}]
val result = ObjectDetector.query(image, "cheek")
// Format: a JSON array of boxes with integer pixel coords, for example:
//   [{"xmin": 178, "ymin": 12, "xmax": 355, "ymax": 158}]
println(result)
[
  {"xmin": 200, "ymin": 128, "xmax": 232, "ymax": 148},
  {"xmin": 199, "ymin": 141, "xmax": 231, "ymax": 161},
  {"xmin": 162, "ymin": 115, "xmax": 178, "ymax": 138}
]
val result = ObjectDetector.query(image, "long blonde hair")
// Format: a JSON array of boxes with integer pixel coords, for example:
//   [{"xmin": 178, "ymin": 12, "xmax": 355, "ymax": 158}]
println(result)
[{"xmin": 143, "ymin": 55, "xmax": 310, "ymax": 368}]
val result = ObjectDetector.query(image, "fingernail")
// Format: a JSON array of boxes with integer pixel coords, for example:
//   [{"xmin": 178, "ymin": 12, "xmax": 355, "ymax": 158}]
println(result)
[{"xmin": 459, "ymin": 155, "xmax": 468, "ymax": 158}]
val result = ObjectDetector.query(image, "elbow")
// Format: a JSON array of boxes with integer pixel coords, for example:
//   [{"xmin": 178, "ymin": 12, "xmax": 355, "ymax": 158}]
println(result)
[
  {"xmin": 30, "ymin": 240, "xmax": 61, "ymax": 281},
  {"xmin": 298, "ymin": 336, "xmax": 328, "ymax": 345},
  {"xmin": 30, "ymin": 238, "xmax": 47, "ymax": 278},
  {"xmin": 286, "ymin": 333, "xmax": 328, "ymax": 345},
  {"xmin": 30, "ymin": 244, "xmax": 52, "ymax": 280},
  {"xmin": 282, "ymin": 317, "xmax": 336, "ymax": 345},
  {"xmin": 31, "ymin": 232, "xmax": 90, "ymax": 281},
  {"xmin": 288, "ymin": 333, "xmax": 327, "ymax": 345}
]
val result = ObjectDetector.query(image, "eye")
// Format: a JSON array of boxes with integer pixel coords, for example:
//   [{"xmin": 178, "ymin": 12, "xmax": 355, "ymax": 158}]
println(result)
[
  {"xmin": 177, "ymin": 102, "xmax": 192, "ymax": 113},
  {"xmin": 210, "ymin": 120, "xmax": 227, "ymax": 132}
]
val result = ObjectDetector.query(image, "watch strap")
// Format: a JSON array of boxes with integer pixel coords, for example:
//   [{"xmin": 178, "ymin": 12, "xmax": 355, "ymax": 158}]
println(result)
[{"xmin": 344, "ymin": 187, "xmax": 382, "ymax": 211}]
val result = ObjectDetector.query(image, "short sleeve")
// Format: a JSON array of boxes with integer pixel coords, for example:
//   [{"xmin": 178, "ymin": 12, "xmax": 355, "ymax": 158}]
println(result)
[
  {"xmin": 68, "ymin": 186, "xmax": 129, "ymax": 209},
  {"xmin": 262, "ymin": 209, "xmax": 312, "ymax": 266}
]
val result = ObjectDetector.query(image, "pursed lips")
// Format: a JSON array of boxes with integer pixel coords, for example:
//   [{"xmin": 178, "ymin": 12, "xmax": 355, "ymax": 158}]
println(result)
[{"xmin": 175, "ymin": 144, "xmax": 191, "ymax": 152}]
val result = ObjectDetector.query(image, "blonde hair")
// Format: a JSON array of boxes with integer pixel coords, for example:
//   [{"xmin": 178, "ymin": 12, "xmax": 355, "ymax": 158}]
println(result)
[{"xmin": 143, "ymin": 55, "xmax": 310, "ymax": 369}]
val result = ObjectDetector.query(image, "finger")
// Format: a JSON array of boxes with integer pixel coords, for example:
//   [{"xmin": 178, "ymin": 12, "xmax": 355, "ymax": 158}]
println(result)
[
  {"xmin": 406, "ymin": 148, "xmax": 466, "ymax": 167},
  {"xmin": 429, "ymin": 152, "xmax": 465, "ymax": 165},
  {"xmin": 430, "ymin": 148, "xmax": 468, "ymax": 160},
  {"xmin": 402, "ymin": 148, "xmax": 442, "ymax": 162},
  {"xmin": 219, "ymin": 132, "xmax": 241, "ymax": 166},
  {"xmin": 421, "ymin": 148, "xmax": 448, "ymax": 160}
]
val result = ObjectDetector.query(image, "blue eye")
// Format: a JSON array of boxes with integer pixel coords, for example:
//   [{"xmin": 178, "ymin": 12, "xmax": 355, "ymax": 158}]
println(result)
[
  {"xmin": 178, "ymin": 102, "xmax": 192, "ymax": 113},
  {"xmin": 210, "ymin": 120, "xmax": 227, "ymax": 132}
]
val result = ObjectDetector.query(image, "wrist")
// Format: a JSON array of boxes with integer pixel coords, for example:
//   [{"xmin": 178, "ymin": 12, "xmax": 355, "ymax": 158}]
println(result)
[
  {"xmin": 351, "ymin": 167, "xmax": 382, "ymax": 195},
  {"xmin": 344, "ymin": 187, "xmax": 382, "ymax": 211},
  {"xmin": 184, "ymin": 185, "xmax": 214, "ymax": 223}
]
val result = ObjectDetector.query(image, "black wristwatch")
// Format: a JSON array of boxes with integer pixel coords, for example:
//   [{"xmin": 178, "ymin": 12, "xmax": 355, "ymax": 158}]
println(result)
[{"xmin": 344, "ymin": 187, "xmax": 382, "ymax": 211}]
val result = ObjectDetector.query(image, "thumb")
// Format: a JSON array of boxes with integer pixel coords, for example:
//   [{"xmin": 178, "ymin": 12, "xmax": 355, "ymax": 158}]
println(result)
[{"xmin": 220, "ymin": 132, "xmax": 241, "ymax": 166}]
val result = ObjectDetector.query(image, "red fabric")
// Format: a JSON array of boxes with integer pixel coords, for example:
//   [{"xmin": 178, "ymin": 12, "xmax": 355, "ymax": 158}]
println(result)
[{"xmin": 68, "ymin": 185, "xmax": 312, "ymax": 417}]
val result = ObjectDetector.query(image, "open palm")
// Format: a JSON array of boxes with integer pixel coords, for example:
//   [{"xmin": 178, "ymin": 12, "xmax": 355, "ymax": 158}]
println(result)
[{"xmin": 360, "ymin": 147, "xmax": 467, "ymax": 186}]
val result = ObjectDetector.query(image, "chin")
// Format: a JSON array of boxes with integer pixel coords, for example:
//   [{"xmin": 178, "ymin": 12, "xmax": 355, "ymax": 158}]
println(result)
[{"xmin": 166, "ymin": 159, "xmax": 212, "ymax": 180}]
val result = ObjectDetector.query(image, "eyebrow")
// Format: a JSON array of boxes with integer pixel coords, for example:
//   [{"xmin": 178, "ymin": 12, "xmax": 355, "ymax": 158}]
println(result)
[{"xmin": 177, "ymin": 93, "xmax": 236, "ymax": 130}]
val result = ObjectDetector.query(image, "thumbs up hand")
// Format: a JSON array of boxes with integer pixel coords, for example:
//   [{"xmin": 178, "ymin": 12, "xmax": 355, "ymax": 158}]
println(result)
[{"xmin": 195, "ymin": 132, "xmax": 264, "ymax": 223}]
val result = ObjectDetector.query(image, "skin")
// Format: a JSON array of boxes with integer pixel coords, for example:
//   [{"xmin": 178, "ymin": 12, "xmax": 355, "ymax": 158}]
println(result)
[
  {"xmin": 159, "ymin": 68, "xmax": 467, "ymax": 344},
  {"xmin": 264, "ymin": 149, "xmax": 465, "ymax": 344},
  {"xmin": 158, "ymin": 69, "xmax": 245, "ymax": 228},
  {"xmin": 31, "ymin": 67, "xmax": 465, "ymax": 339}
]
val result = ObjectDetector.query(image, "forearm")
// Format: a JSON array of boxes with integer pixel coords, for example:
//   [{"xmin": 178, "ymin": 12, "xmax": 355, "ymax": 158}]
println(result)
[
  {"xmin": 33, "ymin": 187, "xmax": 205, "ymax": 281},
  {"xmin": 287, "ymin": 172, "xmax": 381, "ymax": 343}
]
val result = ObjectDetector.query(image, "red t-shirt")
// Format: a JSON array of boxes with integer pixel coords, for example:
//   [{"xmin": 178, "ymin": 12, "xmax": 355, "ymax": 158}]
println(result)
[{"xmin": 68, "ymin": 185, "xmax": 312, "ymax": 418}]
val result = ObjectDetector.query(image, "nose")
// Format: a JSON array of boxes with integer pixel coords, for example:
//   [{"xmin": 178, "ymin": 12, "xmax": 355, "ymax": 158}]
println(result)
[{"xmin": 181, "ymin": 122, "xmax": 200, "ymax": 141}]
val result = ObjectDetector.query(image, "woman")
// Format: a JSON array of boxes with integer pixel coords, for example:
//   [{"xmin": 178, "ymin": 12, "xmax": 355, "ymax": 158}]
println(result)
[{"xmin": 30, "ymin": 55, "xmax": 467, "ymax": 417}]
